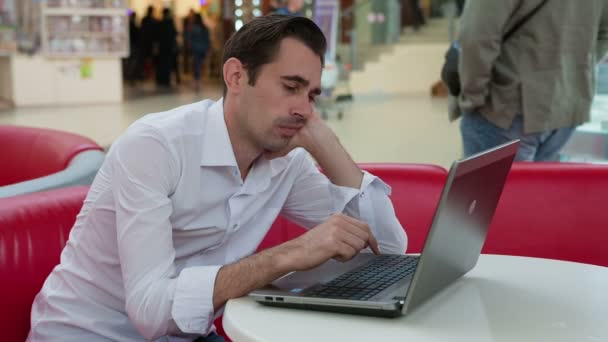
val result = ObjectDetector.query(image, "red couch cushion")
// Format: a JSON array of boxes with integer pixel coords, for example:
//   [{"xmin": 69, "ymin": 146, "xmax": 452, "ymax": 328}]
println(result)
[
  {"xmin": 484, "ymin": 163, "xmax": 608, "ymax": 267},
  {"xmin": 0, "ymin": 186, "xmax": 233, "ymax": 341},
  {"xmin": 258, "ymin": 163, "xmax": 449, "ymax": 254},
  {"xmin": 0, "ymin": 186, "xmax": 89, "ymax": 342},
  {"xmin": 0, "ymin": 125, "xmax": 103, "ymax": 186}
]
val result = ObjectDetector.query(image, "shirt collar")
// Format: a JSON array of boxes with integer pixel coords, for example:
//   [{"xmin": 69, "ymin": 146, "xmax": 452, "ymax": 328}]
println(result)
[
  {"xmin": 200, "ymin": 98, "xmax": 238, "ymax": 167},
  {"xmin": 199, "ymin": 98, "xmax": 291, "ymax": 192}
]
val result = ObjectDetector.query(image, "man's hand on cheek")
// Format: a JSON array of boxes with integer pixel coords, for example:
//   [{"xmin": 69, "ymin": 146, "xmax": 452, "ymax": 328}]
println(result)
[{"xmin": 264, "ymin": 111, "xmax": 336, "ymax": 160}]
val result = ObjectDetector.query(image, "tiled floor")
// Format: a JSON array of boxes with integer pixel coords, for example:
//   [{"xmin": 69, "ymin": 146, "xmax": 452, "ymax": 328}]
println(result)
[{"xmin": 0, "ymin": 84, "xmax": 463, "ymax": 169}]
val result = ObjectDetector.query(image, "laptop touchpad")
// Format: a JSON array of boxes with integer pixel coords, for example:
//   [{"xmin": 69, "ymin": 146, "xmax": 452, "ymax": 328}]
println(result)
[{"xmin": 271, "ymin": 253, "xmax": 376, "ymax": 291}]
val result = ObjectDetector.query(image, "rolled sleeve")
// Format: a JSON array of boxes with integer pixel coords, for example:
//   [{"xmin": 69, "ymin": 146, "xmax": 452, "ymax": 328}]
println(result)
[
  {"xmin": 171, "ymin": 265, "xmax": 222, "ymax": 334},
  {"xmin": 281, "ymin": 154, "xmax": 407, "ymax": 255},
  {"xmin": 333, "ymin": 171, "xmax": 392, "ymax": 216},
  {"xmin": 334, "ymin": 171, "xmax": 407, "ymax": 255}
]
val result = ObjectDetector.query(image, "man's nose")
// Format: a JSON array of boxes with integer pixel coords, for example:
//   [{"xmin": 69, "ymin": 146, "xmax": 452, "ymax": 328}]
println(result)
[{"xmin": 291, "ymin": 95, "xmax": 313, "ymax": 118}]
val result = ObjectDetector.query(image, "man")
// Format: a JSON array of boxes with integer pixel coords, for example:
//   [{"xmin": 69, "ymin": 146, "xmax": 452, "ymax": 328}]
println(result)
[
  {"xmin": 458, "ymin": 0, "xmax": 608, "ymax": 161},
  {"xmin": 28, "ymin": 15, "xmax": 407, "ymax": 341}
]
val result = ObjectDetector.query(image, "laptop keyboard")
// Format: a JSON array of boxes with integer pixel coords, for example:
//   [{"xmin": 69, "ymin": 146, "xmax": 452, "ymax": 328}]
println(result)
[{"xmin": 307, "ymin": 255, "xmax": 418, "ymax": 301}]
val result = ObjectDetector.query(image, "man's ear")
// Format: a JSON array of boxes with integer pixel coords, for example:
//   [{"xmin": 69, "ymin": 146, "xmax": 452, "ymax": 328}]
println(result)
[{"xmin": 223, "ymin": 58, "xmax": 245, "ymax": 96}]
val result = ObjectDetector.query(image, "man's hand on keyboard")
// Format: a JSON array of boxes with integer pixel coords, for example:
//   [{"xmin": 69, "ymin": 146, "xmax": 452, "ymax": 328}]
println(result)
[{"xmin": 278, "ymin": 213, "xmax": 380, "ymax": 272}]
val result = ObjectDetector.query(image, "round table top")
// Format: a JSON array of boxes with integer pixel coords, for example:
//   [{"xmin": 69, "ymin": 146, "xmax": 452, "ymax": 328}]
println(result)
[{"xmin": 223, "ymin": 255, "xmax": 608, "ymax": 342}]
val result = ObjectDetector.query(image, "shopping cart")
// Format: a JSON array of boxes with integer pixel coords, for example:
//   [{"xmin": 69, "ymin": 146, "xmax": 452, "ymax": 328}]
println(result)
[{"xmin": 316, "ymin": 56, "xmax": 353, "ymax": 120}]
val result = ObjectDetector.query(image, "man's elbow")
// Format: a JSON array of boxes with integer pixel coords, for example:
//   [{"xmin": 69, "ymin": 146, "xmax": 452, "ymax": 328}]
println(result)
[
  {"xmin": 126, "ymin": 297, "xmax": 171, "ymax": 340},
  {"xmin": 397, "ymin": 228, "xmax": 408, "ymax": 254},
  {"xmin": 379, "ymin": 226, "xmax": 408, "ymax": 255}
]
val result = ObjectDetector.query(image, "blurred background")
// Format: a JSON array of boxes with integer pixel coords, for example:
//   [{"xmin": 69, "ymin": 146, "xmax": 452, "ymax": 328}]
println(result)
[{"xmin": 1, "ymin": 0, "xmax": 607, "ymax": 167}]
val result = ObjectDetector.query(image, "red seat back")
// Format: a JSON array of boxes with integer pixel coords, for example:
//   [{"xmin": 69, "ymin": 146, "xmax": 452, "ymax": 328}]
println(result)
[
  {"xmin": 484, "ymin": 163, "xmax": 608, "ymax": 267},
  {"xmin": 0, "ymin": 125, "xmax": 103, "ymax": 186},
  {"xmin": 0, "ymin": 186, "xmax": 89, "ymax": 342}
]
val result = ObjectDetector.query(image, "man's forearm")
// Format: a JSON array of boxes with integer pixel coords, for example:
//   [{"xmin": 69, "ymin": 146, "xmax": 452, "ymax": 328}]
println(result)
[
  {"xmin": 307, "ymin": 132, "xmax": 363, "ymax": 189},
  {"xmin": 212, "ymin": 244, "xmax": 292, "ymax": 310}
]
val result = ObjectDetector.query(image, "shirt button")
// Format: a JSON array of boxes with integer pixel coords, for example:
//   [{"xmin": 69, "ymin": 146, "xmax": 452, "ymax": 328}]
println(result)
[
  {"xmin": 360, "ymin": 192, "xmax": 365, "ymax": 198},
  {"xmin": 232, "ymin": 224, "xmax": 238, "ymax": 229}
]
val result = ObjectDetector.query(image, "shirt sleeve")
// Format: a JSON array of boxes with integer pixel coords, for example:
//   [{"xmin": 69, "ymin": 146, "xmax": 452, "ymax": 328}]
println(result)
[
  {"xmin": 110, "ymin": 125, "xmax": 219, "ymax": 339},
  {"xmin": 280, "ymin": 150, "xmax": 407, "ymax": 254}
]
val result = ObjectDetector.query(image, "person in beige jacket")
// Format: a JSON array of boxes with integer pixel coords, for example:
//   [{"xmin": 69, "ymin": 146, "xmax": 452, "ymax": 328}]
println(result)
[{"xmin": 457, "ymin": 0, "xmax": 608, "ymax": 161}]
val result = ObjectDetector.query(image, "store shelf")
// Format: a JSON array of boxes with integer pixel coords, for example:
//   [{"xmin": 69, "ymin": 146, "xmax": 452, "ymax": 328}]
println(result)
[
  {"xmin": 44, "ymin": 53, "xmax": 126, "ymax": 58},
  {"xmin": 44, "ymin": 8, "xmax": 126, "ymax": 16},
  {"xmin": 41, "ymin": 1, "xmax": 128, "ymax": 58},
  {"xmin": 47, "ymin": 31, "xmax": 123, "ymax": 37}
]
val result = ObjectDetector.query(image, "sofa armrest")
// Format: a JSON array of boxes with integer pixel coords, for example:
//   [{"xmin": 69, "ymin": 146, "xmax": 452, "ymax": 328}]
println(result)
[{"xmin": 0, "ymin": 150, "xmax": 105, "ymax": 198}]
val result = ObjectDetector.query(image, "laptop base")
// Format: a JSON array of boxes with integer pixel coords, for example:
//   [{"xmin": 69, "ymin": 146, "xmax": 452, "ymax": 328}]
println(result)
[{"xmin": 258, "ymin": 300, "xmax": 403, "ymax": 317}]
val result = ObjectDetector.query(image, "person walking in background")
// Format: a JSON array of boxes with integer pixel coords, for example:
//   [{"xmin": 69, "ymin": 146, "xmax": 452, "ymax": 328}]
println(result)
[
  {"xmin": 182, "ymin": 9, "xmax": 196, "ymax": 75},
  {"xmin": 275, "ymin": 0, "xmax": 305, "ymax": 16},
  {"xmin": 139, "ymin": 6, "xmax": 158, "ymax": 81},
  {"xmin": 124, "ymin": 11, "xmax": 140, "ymax": 84},
  {"xmin": 405, "ymin": 0, "xmax": 425, "ymax": 31},
  {"xmin": 269, "ymin": 0, "xmax": 283, "ymax": 13},
  {"xmin": 188, "ymin": 13, "xmax": 211, "ymax": 91},
  {"xmin": 155, "ymin": 8, "xmax": 178, "ymax": 88},
  {"xmin": 458, "ymin": 0, "xmax": 608, "ymax": 161}
]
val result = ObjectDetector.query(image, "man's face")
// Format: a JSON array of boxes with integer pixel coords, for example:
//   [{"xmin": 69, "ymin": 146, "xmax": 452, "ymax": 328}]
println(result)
[{"xmin": 236, "ymin": 37, "xmax": 322, "ymax": 153}]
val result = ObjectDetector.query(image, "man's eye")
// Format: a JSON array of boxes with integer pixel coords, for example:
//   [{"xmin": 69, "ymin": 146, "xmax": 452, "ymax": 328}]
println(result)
[
  {"xmin": 309, "ymin": 96, "xmax": 317, "ymax": 104},
  {"xmin": 284, "ymin": 85, "xmax": 298, "ymax": 93}
]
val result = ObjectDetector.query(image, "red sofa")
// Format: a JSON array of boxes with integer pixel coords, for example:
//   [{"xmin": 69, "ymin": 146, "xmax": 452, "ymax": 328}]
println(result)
[
  {"xmin": 0, "ymin": 125, "xmax": 105, "ymax": 198},
  {"xmin": 0, "ymin": 164, "xmax": 446, "ymax": 341},
  {"xmin": 484, "ymin": 162, "xmax": 608, "ymax": 267},
  {"xmin": 2, "ymin": 162, "xmax": 607, "ymax": 341},
  {"xmin": 266, "ymin": 163, "xmax": 608, "ymax": 267},
  {"xmin": 0, "ymin": 186, "xmax": 89, "ymax": 342}
]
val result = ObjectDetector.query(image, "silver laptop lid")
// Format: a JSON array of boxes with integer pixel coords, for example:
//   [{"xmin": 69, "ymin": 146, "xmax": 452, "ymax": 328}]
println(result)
[{"xmin": 401, "ymin": 140, "xmax": 519, "ymax": 314}]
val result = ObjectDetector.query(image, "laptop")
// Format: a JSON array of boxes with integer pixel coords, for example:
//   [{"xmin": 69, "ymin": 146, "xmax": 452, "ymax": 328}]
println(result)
[{"xmin": 249, "ymin": 140, "xmax": 519, "ymax": 317}]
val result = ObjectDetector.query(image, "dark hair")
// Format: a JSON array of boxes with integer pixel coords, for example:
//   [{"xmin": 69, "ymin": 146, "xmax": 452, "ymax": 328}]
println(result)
[
  {"xmin": 222, "ymin": 15, "xmax": 326, "ymax": 96},
  {"xmin": 193, "ymin": 13, "xmax": 204, "ymax": 27},
  {"xmin": 162, "ymin": 7, "xmax": 171, "ymax": 19}
]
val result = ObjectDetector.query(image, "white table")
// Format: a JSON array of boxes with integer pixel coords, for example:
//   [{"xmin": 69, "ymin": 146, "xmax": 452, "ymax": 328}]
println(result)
[{"xmin": 223, "ymin": 255, "xmax": 608, "ymax": 342}]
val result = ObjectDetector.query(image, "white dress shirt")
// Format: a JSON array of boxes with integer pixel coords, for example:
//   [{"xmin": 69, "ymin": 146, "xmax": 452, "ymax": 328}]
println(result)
[{"xmin": 28, "ymin": 99, "xmax": 407, "ymax": 341}]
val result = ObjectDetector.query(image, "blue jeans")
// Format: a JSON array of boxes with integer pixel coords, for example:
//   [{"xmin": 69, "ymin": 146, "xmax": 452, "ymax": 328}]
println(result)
[{"xmin": 460, "ymin": 112, "xmax": 576, "ymax": 161}]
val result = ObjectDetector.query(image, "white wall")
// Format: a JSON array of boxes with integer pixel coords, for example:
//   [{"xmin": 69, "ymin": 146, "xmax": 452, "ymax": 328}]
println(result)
[{"xmin": 10, "ymin": 55, "xmax": 123, "ymax": 107}]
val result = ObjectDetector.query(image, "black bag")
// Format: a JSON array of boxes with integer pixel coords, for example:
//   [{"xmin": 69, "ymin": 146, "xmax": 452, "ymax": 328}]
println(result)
[
  {"xmin": 440, "ymin": 0, "xmax": 548, "ymax": 97},
  {"xmin": 441, "ymin": 42, "xmax": 461, "ymax": 96}
]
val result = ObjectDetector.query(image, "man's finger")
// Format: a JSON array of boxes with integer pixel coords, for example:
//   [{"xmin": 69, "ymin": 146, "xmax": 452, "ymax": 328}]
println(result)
[
  {"xmin": 337, "ymin": 213, "xmax": 369, "ymax": 229},
  {"xmin": 368, "ymin": 233, "xmax": 381, "ymax": 255},
  {"xmin": 335, "ymin": 214, "xmax": 381, "ymax": 255}
]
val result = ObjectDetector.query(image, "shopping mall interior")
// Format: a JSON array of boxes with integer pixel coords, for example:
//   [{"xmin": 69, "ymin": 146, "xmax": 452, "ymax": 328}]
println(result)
[
  {"xmin": 1, "ymin": 0, "xmax": 607, "ymax": 166},
  {"xmin": 1, "ymin": 1, "xmax": 607, "ymax": 341}
]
